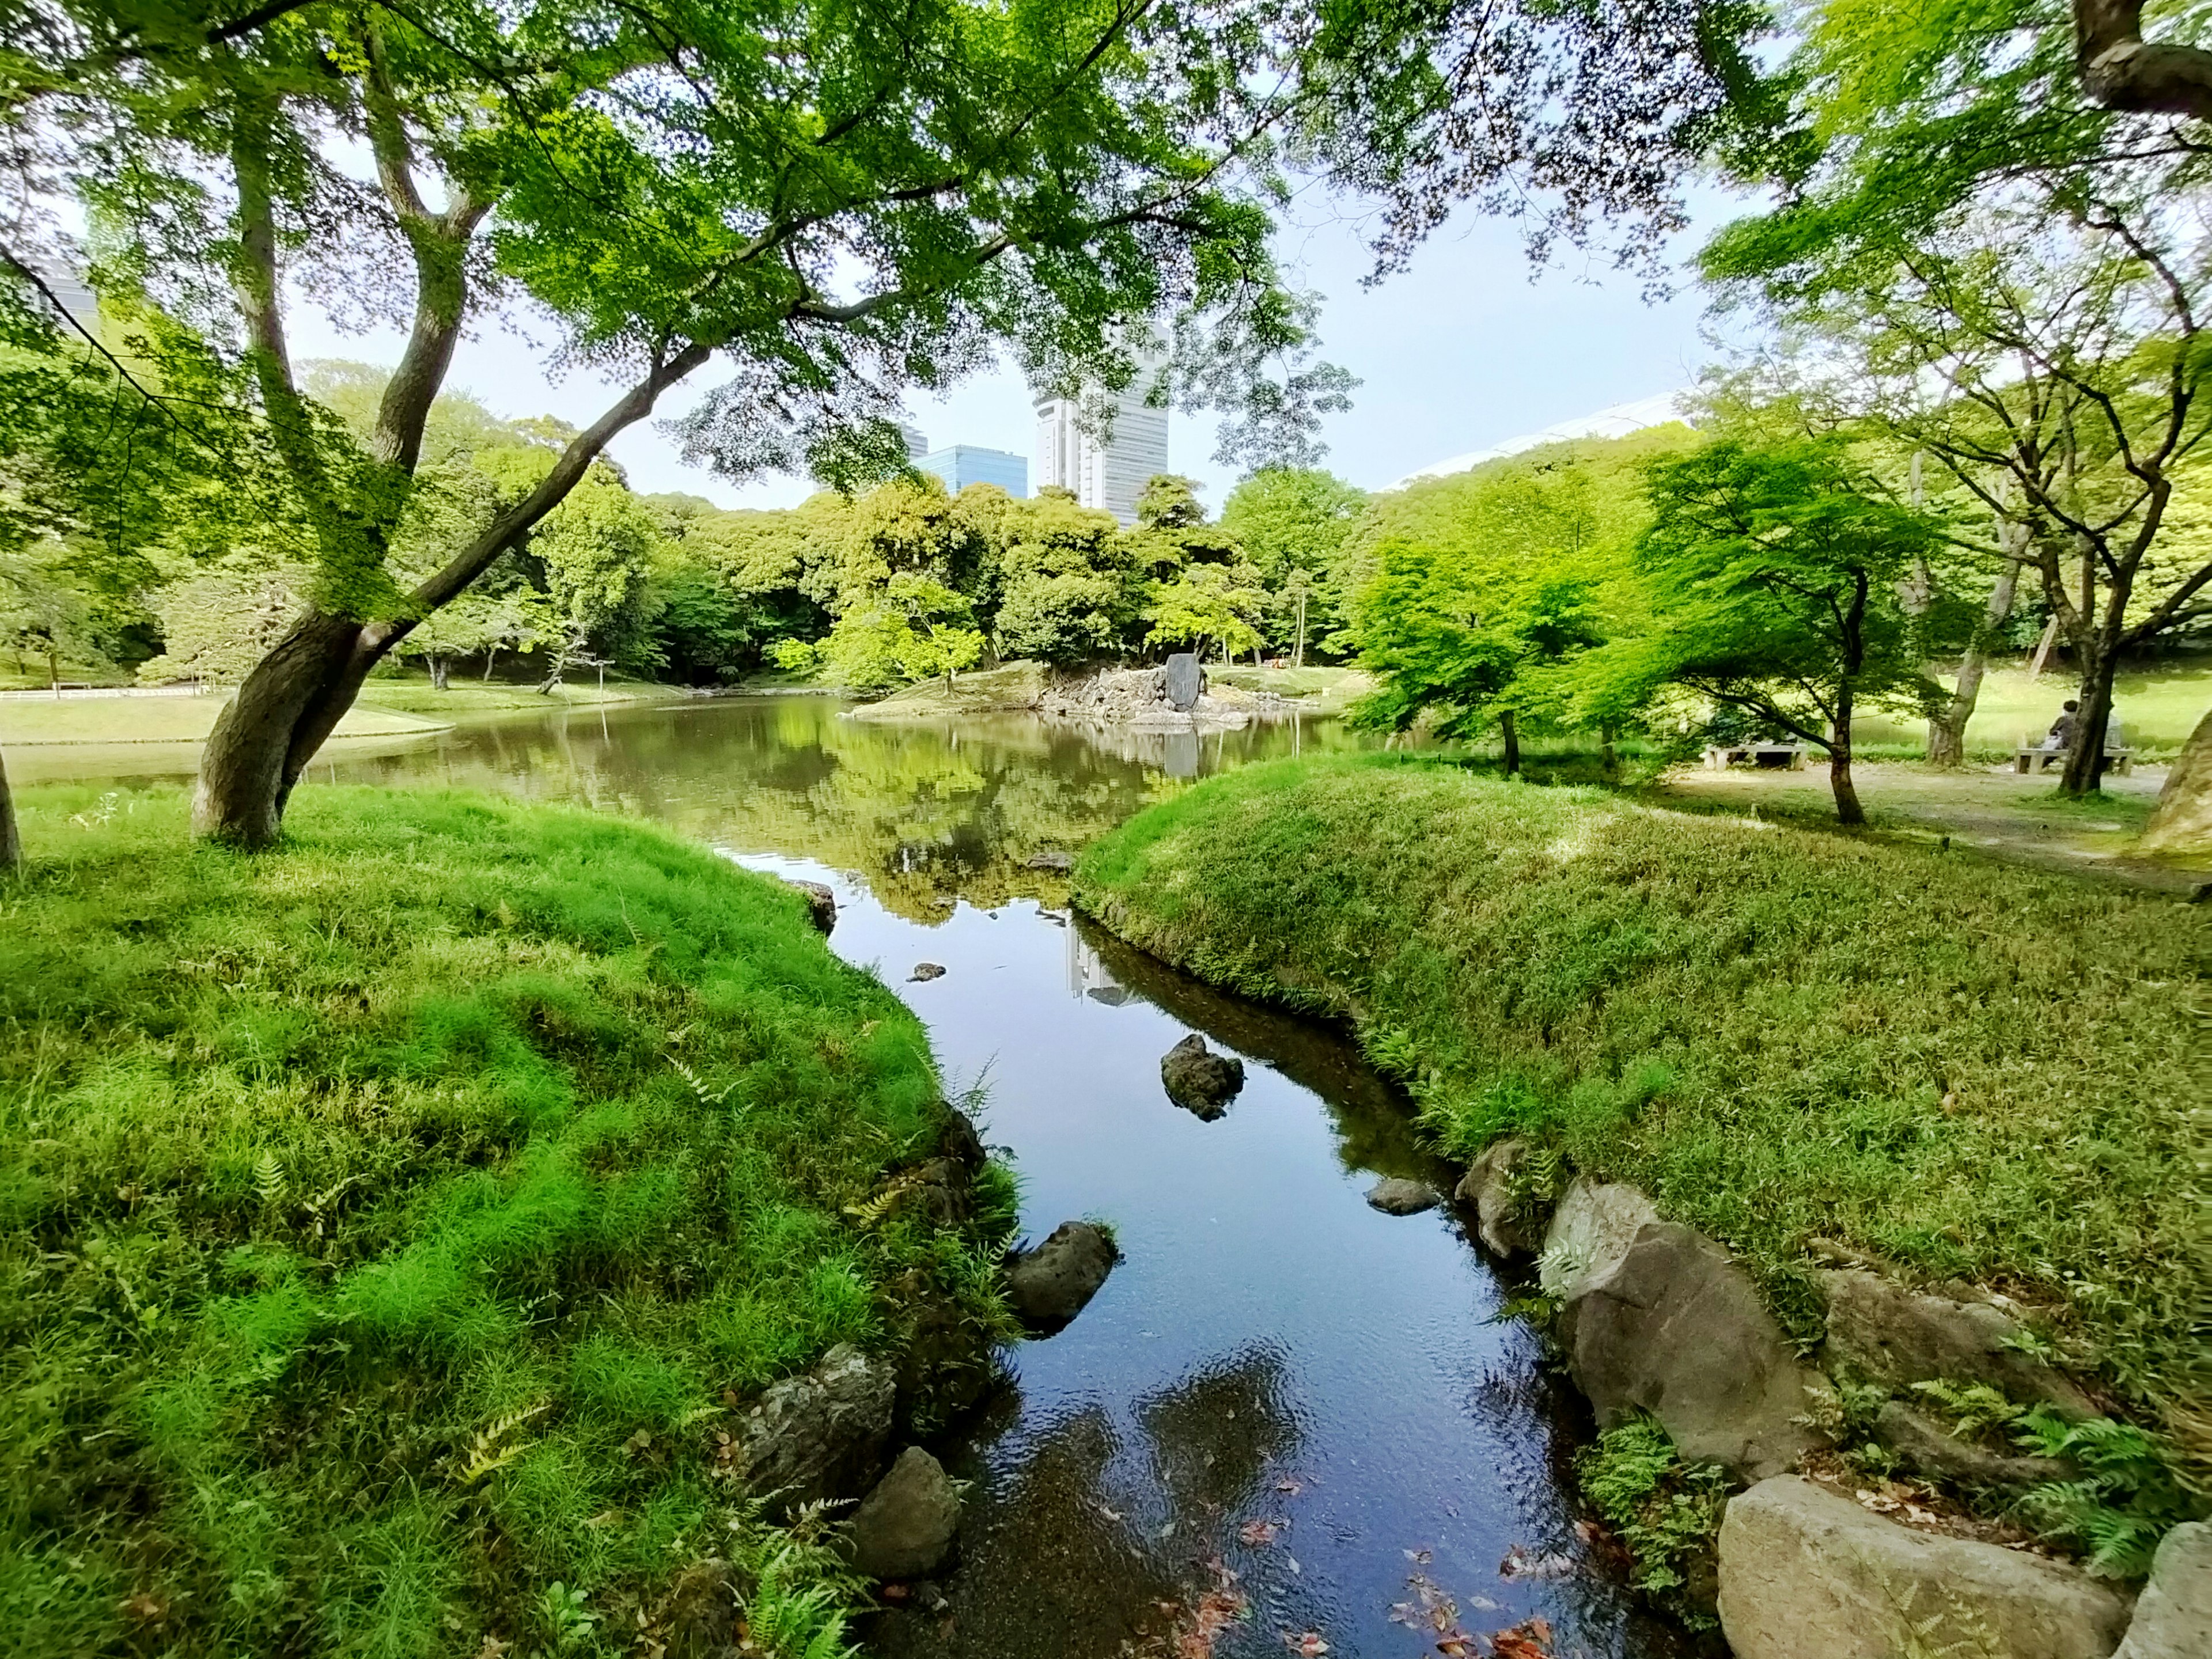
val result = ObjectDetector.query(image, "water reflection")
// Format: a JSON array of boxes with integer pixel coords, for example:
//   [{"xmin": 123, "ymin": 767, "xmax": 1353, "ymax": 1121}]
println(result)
[{"xmin": 319, "ymin": 698, "xmax": 1372, "ymax": 921}]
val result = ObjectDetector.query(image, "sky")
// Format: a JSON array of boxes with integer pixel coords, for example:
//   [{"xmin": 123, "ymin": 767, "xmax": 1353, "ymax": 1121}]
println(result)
[{"xmin": 287, "ymin": 190, "xmax": 1743, "ymax": 517}]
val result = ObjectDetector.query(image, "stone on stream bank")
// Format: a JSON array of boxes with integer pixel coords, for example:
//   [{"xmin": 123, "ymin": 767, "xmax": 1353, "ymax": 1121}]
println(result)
[
  {"xmin": 1873, "ymin": 1399, "xmax": 2075, "ymax": 1488},
  {"xmin": 727, "ymin": 1344, "xmax": 895, "ymax": 1517},
  {"xmin": 1003, "ymin": 1220, "xmax": 1118, "ymax": 1332},
  {"xmin": 1454, "ymin": 1135, "xmax": 1542, "ymax": 1256},
  {"xmin": 782, "ymin": 878, "xmax": 838, "ymax": 933},
  {"xmin": 2114, "ymin": 1522, "xmax": 2212, "ymax": 1659},
  {"xmin": 1159, "ymin": 1033, "xmax": 1244, "ymax": 1120},
  {"xmin": 1820, "ymin": 1264, "xmax": 2098, "ymax": 1417},
  {"xmin": 1717, "ymin": 1475, "xmax": 2133, "ymax": 1659},
  {"xmin": 848, "ymin": 1446, "xmax": 963, "ymax": 1581},
  {"xmin": 1366, "ymin": 1176, "xmax": 1441, "ymax": 1215}
]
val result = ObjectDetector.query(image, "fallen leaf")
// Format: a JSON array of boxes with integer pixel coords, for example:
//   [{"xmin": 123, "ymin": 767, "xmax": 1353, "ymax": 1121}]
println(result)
[
  {"xmin": 1285, "ymin": 1555, "xmax": 1300, "ymax": 1575},
  {"xmin": 1490, "ymin": 1618, "xmax": 1559, "ymax": 1659},
  {"xmin": 1097, "ymin": 1503, "xmax": 1124, "ymax": 1522},
  {"xmin": 1275, "ymin": 1478, "xmax": 1305, "ymax": 1495},
  {"xmin": 1436, "ymin": 1638, "xmax": 1477, "ymax": 1658},
  {"xmin": 880, "ymin": 1583, "xmax": 909, "ymax": 1602},
  {"xmin": 1238, "ymin": 1518, "xmax": 1284, "ymax": 1547},
  {"xmin": 1403, "ymin": 1547, "xmax": 1434, "ymax": 1565},
  {"xmin": 1282, "ymin": 1633, "xmax": 1329, "ymax": 1656}
]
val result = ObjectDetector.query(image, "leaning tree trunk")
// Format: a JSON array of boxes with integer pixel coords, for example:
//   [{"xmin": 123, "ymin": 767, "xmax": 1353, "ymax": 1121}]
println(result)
[
  {"xmin": 1499, "ymin": 707, "xmax": 1521, "ymax": 777},
  {"xmin": 190, "ymin": 339, "xmax": 714, "ymax": 846},
  {"xmin": 1929, "ymin": 557, "xmax": 2022, "ymax": 767},
  {"xmin": 0, "ymin": 745, "xmax": 20, "ymax": 872},
  {"xmin": 2137, "ymin": 704, "xmax": 2212, "ymax": 856}
]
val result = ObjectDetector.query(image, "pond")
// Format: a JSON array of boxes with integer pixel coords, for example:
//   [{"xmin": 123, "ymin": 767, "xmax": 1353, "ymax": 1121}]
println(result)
[{"xmin": 52, "ymin": 696, "xmax": 1692, "ymax": 1659}]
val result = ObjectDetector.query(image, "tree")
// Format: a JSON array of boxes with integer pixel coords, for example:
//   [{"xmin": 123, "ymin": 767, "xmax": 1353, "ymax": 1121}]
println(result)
[
  {"xmin": 1588, "ymin": 441, "xmax": 1940, "ymax": 823},
  {"xmin": 1143, "ymin": 562, "xmax": 1267, "ymax": 662},
  {"xmin": 1705, "ymin": 189, "xmax": 2207, "ymax": 795},
  {"xmin": 529, "ymin": 469, "xmax": 666, "ymax": 690},
  {"xmin": 6, "ymin": 0, "xmax": 1370, "ymax": 846},
  {"xmin": 821, "ymin": 574, "xmax": 984, "ymax": 690},
  {"xmin": 1217, "ymin": 467, "xmax": 1366, "ymax": 662},
  {"xmin": 993, "ymin": 491, "xmax": 1135, "ymax": 664}
]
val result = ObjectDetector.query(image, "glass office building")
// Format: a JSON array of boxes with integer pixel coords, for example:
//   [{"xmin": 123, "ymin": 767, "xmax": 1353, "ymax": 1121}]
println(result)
[{"xmin": 918, "ymin": 444, "xmax": 1028, "ymax": 497}]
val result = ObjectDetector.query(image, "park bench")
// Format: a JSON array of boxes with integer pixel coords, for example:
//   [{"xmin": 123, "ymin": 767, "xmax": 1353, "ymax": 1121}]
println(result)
[
  {"xmin": 2014, "ymin": 745, "xmax": 2133, "ymax": 777},
  {"xmin": 1702, "ymin": 743, "xmax": 1808, "ymax": 771}
]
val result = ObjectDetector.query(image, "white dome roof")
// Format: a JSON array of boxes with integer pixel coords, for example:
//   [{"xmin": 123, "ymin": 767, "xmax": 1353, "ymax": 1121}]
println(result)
[{"xmin": 1389, "ymin": 390, "xmax": 1694, "ymax": 490}]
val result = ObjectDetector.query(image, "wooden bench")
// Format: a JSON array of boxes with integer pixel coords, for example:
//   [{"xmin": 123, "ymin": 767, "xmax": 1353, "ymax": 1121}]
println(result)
[
  {"xmin": 2014, "ymin": 747, "xmax": 2133, "ymax": 777},
  {"xmin": 1703, "ymin": 743, "xmax": 1808, "ymax": 771}
]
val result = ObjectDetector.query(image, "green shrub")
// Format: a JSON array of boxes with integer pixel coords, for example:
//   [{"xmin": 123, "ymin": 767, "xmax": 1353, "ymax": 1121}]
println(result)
[{"xmin": 0, "ymin": 785, "xmax": 993, "ymax": 1656}]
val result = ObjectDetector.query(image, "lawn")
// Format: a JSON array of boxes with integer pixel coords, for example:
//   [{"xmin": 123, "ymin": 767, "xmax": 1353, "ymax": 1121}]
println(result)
[
  {"xmin": 1853, "ymin": 658, "xmax": 2211, "ymax": 757},
  {"xmin": 355, "ymin": 671, "xmax": 698, "ymax": 718},
  {"xmin": 1075, "ymin": 755, "xmax": 2202, "ymax": 1449},
  {"xmin": 0, "ymin": 695, "xmax": 449, "ymax": 746},
  {"xmin": 0, "ymin": 785, "xmax": 1002, "ymax": 1657}
]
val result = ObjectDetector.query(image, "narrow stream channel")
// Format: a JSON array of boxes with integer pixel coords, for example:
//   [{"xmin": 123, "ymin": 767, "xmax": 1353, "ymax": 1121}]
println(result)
[{"xmin": 50, "ymin": 695, "xmax": 1694, "ymax": 1659}]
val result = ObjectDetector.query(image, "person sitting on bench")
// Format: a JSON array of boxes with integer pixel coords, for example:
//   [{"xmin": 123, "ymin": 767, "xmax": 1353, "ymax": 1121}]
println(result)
[{"xmin": 2042, "ymin": 700, "xmax": 2079, "ymax": 751}]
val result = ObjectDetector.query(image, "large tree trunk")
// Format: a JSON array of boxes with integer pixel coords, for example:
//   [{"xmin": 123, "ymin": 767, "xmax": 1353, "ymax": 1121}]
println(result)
[
  {"xmin": 1830, "ymin": 689, "xmax": 1865, "ymax": 825},
  {"xmin": 2138, "ymin": 704, "xmax": 2212, "ymax": 856},
  {"xmin": 1499, "ymin": 706, "xmax": 1520, "ymax": 776},
  {"xmin": 2074, "ymin": 0, "xmax": 2212, "ymax": 120},
  {"xmin": 0, "ymin": 746, "xmax": 19, "ymax": 873},
  {"xmin": 1928, "ymin": 554, "xmax": 2022, "ymax": 767},
  {"xmin": 1600, "ymin": 721, "xmax": 1618, "ymax": 779},
  {"xmin": 2059, "ymin": 643, "xmax": 2120, "ymax": 795}
]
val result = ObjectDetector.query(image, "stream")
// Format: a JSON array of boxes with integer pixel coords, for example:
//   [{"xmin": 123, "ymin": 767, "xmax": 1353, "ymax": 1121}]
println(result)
[{"xmin": 50, "ymin": 695, "xmax": 1693, "ymax": 1659}]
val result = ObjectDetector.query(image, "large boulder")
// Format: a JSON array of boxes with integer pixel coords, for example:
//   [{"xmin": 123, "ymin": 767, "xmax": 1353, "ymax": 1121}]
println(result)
[
  {"xmin": 2137, "ymin": 704, "xmax": 2212, "ymax": 856},
  {"xmin": 1873, "ymin": 1400, "xmax": 2073, "ymax": 1489},
  {"xmin": 2115, "ymin": 1522, "xmax": 2211, "ymax": 1659},
  {"xmin": 1556, "ymin": 1220, "xmax": 1825, "ymax": 1478},
  {"xmin": 1822, "ymin": 1267, "xmax": 2096, "ymax": 1415},
  {"xmin": 1003, "ymin": 1220, "xmax": 1117, "ymax": 1332},
  {"xmin": 728, "ymin": 1344, "xmax": 894, "ymax": 1517},
  {"xmin": 1537, "ymin": 1179, "xmax": 1660, "ymax": 1301},
  {"xmin": 847, "ymin": 1446, "xmax": 963, "ymax": 1581},
  {"xmin": 1718, "ymin": 1475, "xmax": 2134, "ymax": 1659},
  {"xmin": 1159, "ymin": 1033, "xmax": 1244, "ymax": 1121},
  {"xmin": 1454, "ymin": 1137, "xmax": 1543, "ymax": 1256}
]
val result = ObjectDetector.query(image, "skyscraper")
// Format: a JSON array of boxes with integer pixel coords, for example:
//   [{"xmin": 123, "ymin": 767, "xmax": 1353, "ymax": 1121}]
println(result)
[
  {"xmin": 1033, "ymin": 372, "xmax": 1169, "ymax": 526},
  {"xmin": 918, "ymin": 445, "xmax": 1027, "ymax": 497}
]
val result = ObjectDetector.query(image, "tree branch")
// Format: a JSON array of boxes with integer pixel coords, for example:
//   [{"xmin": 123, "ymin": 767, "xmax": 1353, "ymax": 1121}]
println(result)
[{"xmin": 2076, "ymin": 0, "xmax": 2212, "ymax": 120}]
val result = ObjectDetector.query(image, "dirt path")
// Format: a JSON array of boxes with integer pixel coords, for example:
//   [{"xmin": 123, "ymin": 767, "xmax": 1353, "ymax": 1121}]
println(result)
[{"xmin": 1649, "ymin": 760, "xmax": 2209, "ymax": 896}]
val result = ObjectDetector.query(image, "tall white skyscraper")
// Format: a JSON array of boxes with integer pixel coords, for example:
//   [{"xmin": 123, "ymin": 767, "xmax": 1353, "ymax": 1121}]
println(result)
[{"xmin": 1033, "ymin": 369, "xmax": 1169, "ymax": 527}]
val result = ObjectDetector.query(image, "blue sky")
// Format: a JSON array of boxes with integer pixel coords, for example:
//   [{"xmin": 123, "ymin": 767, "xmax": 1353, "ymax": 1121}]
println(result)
[{"xmin": 290, "ymin": 193, "xmax": 1735, "ymax": 516}]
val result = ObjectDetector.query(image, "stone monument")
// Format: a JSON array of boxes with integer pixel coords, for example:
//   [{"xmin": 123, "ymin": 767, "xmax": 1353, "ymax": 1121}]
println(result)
[{"xmin": 1164, "ymin": 652, "xmax": 1202, "ymax": 712}]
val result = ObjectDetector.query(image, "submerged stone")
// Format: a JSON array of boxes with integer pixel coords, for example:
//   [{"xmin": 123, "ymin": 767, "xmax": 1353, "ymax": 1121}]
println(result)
[
  {"xmin": 783, "ymin": 878, "xmax": 837, "ymax": 933},
  {"xmin": 910, "ymin": 963, "xmax": 946, "ymax": 982},
  {"xmin": 1455, "ymin": 1136, "xmax": 1541, "ymax": 1256},
  {"xmin": 1365, "ymin": 1176, "xmax": 1441, "ymax": 1215}
]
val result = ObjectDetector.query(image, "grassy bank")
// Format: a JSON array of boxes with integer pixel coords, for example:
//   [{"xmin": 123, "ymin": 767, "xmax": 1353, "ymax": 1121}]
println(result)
[
  {"xmin": 1074, "ymin": 756, "xmax": 2203, "ymax": 1444},
  {"xmin": 355, "ymin": 672, "xmax": 699, "ymax": 718},
  {"xmin": 0, "ymin": 785, "xmax": 998, "ymax": 1657}
]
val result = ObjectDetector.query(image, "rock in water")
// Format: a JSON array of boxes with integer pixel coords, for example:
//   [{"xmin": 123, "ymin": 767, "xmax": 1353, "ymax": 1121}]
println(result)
[
  {"xmin": 910, "ymin": 963, "xmax": 946, "ymax": 982},
  {"xmin": 728, "ymin": 1344, "xmax": 894, "ymax": 1517},
  {"xmin": 2115, "ymin": 1521, "xmax": 2211, "ymax": 1658},
  {"xmin": 1025, "ymin": 850, "xmax": 1076, "ymax": 872},
  {"xmin": 1165, "ymin": 652, "xmax": 1202, "ymax": 711},
  {"xmin": 1455, "ymin": 1136, "xmax": 1541, "ymax": 1256},
  {"xmin": 1159, "ymin": 1033, "xmax": 1244, "ymax": 1120},
  {"xmin": 1003, "ymin": 1220, "xmax": 1117, "ymax": 1332},
  {"xmin": 1366, "ymin": 1176, "xmax": 1441, "ymax": 1215},
  {"xmin": 784, "ymin": 878, "xmax": 837, "ymax": 933},
  {"xmin": 849, "ymin": 1447, "xmax": 963, "ymax": 1581},
  {"xmin": 1554, "ymin": 1215, "xmax": 1824, "ymax": 1478},
  {"xmin": 1717, "ymin": 1475, "xmax": 2132, "ymax": 1659}
]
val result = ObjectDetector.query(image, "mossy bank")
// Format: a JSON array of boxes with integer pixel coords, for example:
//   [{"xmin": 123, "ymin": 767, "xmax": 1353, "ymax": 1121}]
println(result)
[
  {"xmin": 0, "ymin": 785, "xmax": 1009, "ymax": 1657},
  {"xmin": 1074, "ymin": 755, "xmax": 2203, "ymax": 1456}
]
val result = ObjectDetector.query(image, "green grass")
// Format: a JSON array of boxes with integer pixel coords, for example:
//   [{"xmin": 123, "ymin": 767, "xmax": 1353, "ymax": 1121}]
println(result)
[
  {"xmin": 1852, "ymin": 658, "xmax": 2211, "ymax": 758},
  {"xmin": 1075, "ymin": 755, "xmax": 2204, "ymax": 1456},
  {"xmin": 355, "ymin": 671, "xmax": 697, "ymax": 718},
  {"xmin": 0, "ymin": 696, "xmax": 449, "ymax": 746},
  {"xmin": 1205, "ymin": 664, "xmax": 1371, "ymax": 711},
  {"xmin": 0, "ymin": 785, "xmax": 997, "ymax": 1657}
]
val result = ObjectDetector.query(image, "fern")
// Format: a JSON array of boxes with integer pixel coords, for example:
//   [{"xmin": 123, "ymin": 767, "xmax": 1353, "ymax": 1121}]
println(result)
[
  {"xmin": 2009, "ymin": 1407, "xmax": 2195, "ymax": 1578},
  {"xmin": 456, "ymin": 1403, "xmax": 550, "ymax": 1487},
  {"xmin": 1575, "ymin": 1414, "xmax": 1728, "ymax": 1627},
  {"xmin": 251, "ymin": 1151, "xmax": 286, "ymax": 1211}
]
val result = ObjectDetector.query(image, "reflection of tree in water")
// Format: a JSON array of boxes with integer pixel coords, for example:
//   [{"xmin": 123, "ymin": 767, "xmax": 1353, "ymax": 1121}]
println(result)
[
  {"xmin": 872, "ymin": 1345, "xmax": 1309, "ymax": 1659},
  {"xmin": 336, "ymin": 698, "xmax": 1376, "ymax": 922}
]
